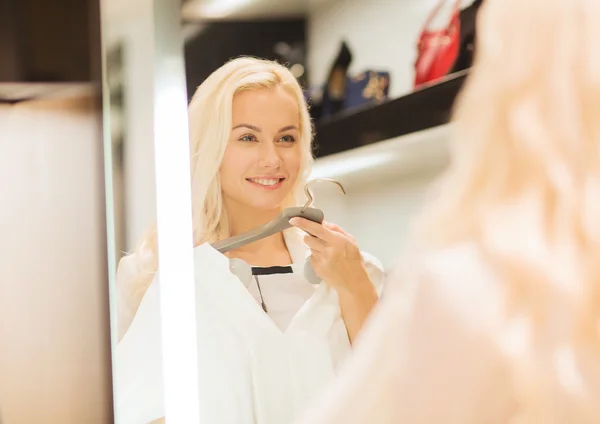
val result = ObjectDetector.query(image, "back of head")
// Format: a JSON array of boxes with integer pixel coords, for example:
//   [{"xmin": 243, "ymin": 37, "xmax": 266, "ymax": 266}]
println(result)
[
  {"xmin": 118, "ymin": 57, "xmax": 313, "ymax": 338},
  {"xmin": 422, "ymin": 0, "xmax": 600, "ymax": 236},
  {"xmin": 414, "ymin": 0, "xmax": 600, "ymax": 420}
]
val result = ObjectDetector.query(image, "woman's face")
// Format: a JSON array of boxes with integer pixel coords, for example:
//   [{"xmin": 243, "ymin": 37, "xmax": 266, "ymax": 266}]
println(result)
[{"xmin": 220, "ymin": 86, "xmax": 302, "ymax": 214}]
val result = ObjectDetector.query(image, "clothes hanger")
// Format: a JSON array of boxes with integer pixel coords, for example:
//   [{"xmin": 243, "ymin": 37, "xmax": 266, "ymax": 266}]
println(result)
[{"xmin": 212, "ymin": 178, "xmax": 346, "ymax": 253}]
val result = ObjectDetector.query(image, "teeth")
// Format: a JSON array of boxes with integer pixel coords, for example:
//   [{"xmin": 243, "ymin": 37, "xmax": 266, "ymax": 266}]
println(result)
[{"xmin": 249, "ymin": 178, "xmax": 280, "ymax": 186}]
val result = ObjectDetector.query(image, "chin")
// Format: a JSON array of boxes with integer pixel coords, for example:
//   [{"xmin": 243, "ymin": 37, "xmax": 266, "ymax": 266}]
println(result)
[{"xmin": 249, "ymin": 200, "xmax": 287, "ymax": 212}]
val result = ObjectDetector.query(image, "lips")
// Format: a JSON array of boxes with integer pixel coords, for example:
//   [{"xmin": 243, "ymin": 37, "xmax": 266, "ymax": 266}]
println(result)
[{"xmin": 246, "ymin": 177, "xmax": 285, "ymax": 189}]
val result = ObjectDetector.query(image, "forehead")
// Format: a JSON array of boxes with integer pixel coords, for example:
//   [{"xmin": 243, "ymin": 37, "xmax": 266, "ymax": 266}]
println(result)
[{"xmin": 232, "ymin": 87, "xmax": 299, "ymax": 127}]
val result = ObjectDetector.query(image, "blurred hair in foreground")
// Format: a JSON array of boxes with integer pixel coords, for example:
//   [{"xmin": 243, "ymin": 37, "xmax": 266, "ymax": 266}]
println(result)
[{"xmin": 415, "ymin": 0, "xmax": 600, "ymax": 420}]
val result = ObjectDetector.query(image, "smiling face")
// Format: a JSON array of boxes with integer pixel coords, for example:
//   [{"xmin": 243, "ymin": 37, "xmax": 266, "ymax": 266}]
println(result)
[{"xmin": 219, "ymin": 86, "xmax": 302, "ymax": 220}]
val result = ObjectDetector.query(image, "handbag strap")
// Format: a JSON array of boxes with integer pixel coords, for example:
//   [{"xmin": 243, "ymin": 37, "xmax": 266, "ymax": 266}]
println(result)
[{"xmin": 421, "ymin": 0, "xmax": 461, "ymax": 32}]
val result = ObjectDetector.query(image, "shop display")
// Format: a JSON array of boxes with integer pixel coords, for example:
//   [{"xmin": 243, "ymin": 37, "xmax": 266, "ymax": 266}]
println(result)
[
  {"xmin": 414, "ymin": 0, "xmax": 483, "ymax": 88},
  {"xmin": 413, "ymin": 0, "xmax": 461, "ymax": 87},
  {"xmin": 308, "ymin": 41, "xmax": 391, "ymax": 122}
]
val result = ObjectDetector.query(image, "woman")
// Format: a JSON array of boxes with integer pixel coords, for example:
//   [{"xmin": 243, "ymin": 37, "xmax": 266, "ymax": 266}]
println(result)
[
  {"xmin": 114, "ymin": 57, "xmax": 384, "ymax": 424},
  {"xmin": 296, "ymin": 0, "xmax": 600, "ymax": 423}
]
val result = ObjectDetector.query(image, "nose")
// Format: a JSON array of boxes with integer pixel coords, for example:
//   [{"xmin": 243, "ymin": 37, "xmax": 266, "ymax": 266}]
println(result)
[{"xmin": 258, "ymin": 141, "xmax": 281, "ymax": 169}]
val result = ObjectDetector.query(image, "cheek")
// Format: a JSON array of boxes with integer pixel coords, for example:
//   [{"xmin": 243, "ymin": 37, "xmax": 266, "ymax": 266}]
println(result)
[
  {"xmin": 220, "ymin": 145, "xmax": 249, "ymax": 183},
  {"xmin": 283, "ymin": 148, "xmax": 302, "ymax": 179}
]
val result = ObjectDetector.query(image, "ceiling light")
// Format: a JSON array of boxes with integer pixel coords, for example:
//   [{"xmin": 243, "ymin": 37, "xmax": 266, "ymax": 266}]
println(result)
[{"xmin": 290, "ymin": 64, "xmax": 305, "ymax": 78}]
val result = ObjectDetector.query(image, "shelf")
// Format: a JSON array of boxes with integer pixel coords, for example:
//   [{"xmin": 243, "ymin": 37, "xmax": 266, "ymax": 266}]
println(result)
[
  {"xmin": 0, "ymin": 0, "xmax": 101, "ymax": 102},
  {"xmin": 310, "ymin": 124, "xmax": 451, "ymax": 189},
  {"xmin": 313, "ymin": 69, "xmax": 469, "ymax": 158},
  {"xmin": 0, "ymin": 83, "xmax": 96, "ymax": 104}
]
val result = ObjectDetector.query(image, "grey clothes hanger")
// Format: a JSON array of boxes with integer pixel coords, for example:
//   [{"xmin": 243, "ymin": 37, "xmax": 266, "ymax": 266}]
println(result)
[{"xmin": 212, "ymin": 178, "xmax": 346, "ymax": 253}]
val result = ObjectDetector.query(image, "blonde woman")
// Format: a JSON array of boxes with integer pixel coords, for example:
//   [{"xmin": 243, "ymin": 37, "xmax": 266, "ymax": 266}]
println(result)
[
  {"xmin": 296, "ymin": 0, "xmax": 600, "ymax": 423},
  {"xmin": 114, "ymin": 57, "xmax": 384, "ymax": 424}
]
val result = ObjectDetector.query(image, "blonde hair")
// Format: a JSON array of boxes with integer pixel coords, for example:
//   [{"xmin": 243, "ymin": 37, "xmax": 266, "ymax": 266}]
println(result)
[
  {"xmin": 415, "ymin": 0, "xmax": 600, "ymax": 419},
  {"xmin": 125, "ymin": 57, "xmax": 313, "ymax": 317}
]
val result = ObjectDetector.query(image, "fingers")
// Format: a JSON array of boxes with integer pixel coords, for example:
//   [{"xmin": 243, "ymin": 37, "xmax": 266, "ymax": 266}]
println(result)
[
  {"xmin": 289, "ymin": 217, "xmax": 335, "ymax": 243},
  {"xmin": 309, "ymin": 251, "xmax": 328, "ymax": 272},
  {"xmin": 303, "ymin": 233, "xmax": 327, "ymax": 252},
  {"xmin": 322, "ymin": 221, "xmax": 356, "ymax": 242}
]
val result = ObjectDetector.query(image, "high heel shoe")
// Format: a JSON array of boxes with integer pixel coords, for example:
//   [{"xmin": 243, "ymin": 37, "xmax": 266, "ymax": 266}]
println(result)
[{"xmin": 321, "ymin": 40, "xmax": 353, "ymax": 118}]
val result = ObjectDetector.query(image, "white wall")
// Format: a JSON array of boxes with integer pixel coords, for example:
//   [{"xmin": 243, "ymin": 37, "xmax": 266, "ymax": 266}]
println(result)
[
  {"xmin": 310, "ymin": 125, "xmax": 451, "ymax": 270},
  {"xmin": 347, "ymin": 171, "xmax": 441, "ymax": 268},
  {"xmin": 0, "ymin": 97, "xmax": 112, "ymax": 423},
  {"xmin": 307, "ymin": 0, "xmax": 475, "ymax": 98},
  {"xmin": 312, "ymin": 170, "xmax": 443, "ymax": 270}
]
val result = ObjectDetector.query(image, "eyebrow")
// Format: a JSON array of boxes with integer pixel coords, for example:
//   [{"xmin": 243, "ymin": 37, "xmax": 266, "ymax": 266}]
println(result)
[{"xmin": 232, "ymin": 124, "xmax": 299, "ymax": 133}]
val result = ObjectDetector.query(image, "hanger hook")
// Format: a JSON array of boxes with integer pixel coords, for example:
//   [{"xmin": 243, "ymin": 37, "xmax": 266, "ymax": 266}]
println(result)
[{"xmin": 301, "ymin": 178, "xmax": 346, "ymax": 212}]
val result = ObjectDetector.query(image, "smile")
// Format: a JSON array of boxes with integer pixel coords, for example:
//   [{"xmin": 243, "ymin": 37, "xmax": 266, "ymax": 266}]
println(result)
[{"xmin": 246, "ymin": 177, "xmax": 285, "ymax": 189}]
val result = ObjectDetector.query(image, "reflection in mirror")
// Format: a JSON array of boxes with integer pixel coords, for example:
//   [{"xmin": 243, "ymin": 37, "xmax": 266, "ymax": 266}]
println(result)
[
  {"xmin": 105, "ymin": 44, "xmax": 127, "ymax": 270},
  {"xmin": 103, "ymin": 0, "xmax": 481, "ymax": 423},
  {"xmin": 100, "ymin": 0, "xmax": 159, "ymax": 342},
  {"xmin": 101, "ymin": 0, "xmax": 200, "ymax": 422}
]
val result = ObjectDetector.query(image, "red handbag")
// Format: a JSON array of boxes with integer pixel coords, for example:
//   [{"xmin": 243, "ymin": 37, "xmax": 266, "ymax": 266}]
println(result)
[{"xmin": 414, "ymin": 0, "xmax": 461, "ymax": 88}]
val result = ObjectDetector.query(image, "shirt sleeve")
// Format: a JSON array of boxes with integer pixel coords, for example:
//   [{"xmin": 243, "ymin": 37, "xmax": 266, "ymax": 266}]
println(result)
[{"xmin": 114, "ymin": 280, "xmax": 165, "ymax": 424}]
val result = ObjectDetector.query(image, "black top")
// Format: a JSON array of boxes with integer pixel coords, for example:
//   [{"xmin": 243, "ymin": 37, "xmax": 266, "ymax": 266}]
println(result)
[{"xmin": 251, "ymin": 265, "xmax": 294, "ymax": 276}]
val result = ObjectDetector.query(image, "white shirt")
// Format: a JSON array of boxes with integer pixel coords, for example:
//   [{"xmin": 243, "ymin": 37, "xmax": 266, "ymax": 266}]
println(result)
[
  {"xmin": 114, "ymin": 229, "xmax": 385, "ymax": 424},
  {"xmin": 244, "ymin": 263, "xmax": 318, "ymax": 332}
]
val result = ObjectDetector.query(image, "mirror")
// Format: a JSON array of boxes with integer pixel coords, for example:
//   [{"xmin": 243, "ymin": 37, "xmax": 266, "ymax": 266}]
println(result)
[
  {"xmin": 100, "ymin": 0, "xmax": 158, "ymax": 341},
  {"xmin": 101, "ymin": 0, "xmax": 481, "ymax": 423},
  {"xmin": 100, "ymin": 0, "xmax": 199, "ymax": 422}
]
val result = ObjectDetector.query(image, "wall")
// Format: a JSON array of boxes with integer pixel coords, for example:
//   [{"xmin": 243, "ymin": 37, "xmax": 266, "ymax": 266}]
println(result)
[
  {"xmin": 310, "ymin": 126, "xmax": 450, "ymax": 271},
  {"xmin": 347, "ymin": 170, "xmax": 441, "ymax": 269},
  {"xmin": 184, "ymin": 19, "xmax": 306, "ymax": 99},
  {"xmin": 307, "ymin": 0, "xmax": 475, "ymax": 98},
  {"xmin": 0, "ymin": 96, "xmax": 113, "ymax": 423},
  {"xmin": 312, "ymin": 172, "xmax": 442, "ymax": 271}
]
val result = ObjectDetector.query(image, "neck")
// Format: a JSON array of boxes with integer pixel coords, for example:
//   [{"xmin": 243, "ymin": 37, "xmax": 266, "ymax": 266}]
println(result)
[
  {"xmin": 225, "ymin": 204, "xmax": 290, "ymax": 261},
  {"xmin": 228, "ymin": 205, "xmax": 281, "ymax": 236}
]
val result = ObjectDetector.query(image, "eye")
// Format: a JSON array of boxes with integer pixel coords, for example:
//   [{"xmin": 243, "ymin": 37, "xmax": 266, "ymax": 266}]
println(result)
[
  {"xmin": 239, "ymin": 134, "xmax": 257, "ymax": 142},
  {"xmin": 279, "ymin": 135, "xmax": 296, "ymax": 143}
]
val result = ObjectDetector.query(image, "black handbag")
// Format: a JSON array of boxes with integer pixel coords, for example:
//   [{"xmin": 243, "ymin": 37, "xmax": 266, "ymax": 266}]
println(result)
[{"xmin": 450, "ymin": 0, "xmax": 483, "ymax": 74}]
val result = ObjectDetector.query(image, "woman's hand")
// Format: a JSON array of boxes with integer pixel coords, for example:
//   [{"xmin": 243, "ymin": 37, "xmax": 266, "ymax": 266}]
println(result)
[
  {"xmin": 290, "ymin": 217, "xmax": 378, "ymax": 342},
  {"xmin": 289, "ymin": 217, "xmax": 368, "ymax": 295}
]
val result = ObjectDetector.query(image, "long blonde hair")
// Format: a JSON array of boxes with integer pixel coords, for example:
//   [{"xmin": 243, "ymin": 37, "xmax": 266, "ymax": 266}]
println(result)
[
  {"xmin": 127, "ymin": 57, "xmax": 314, "ymax": 311},
  {"xmin": 415, "ymin": 0, "xmax": 600, "ymax": 419}
]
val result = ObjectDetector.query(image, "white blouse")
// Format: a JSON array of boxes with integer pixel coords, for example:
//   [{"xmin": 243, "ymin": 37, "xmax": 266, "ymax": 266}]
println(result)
[
  {"xmin": 114, "ymin": 229, "xmax": 385, "ymax": 424},
  {"xmin": 244, "ymin": 263, "xmax": 320, "ymax": 332}
]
